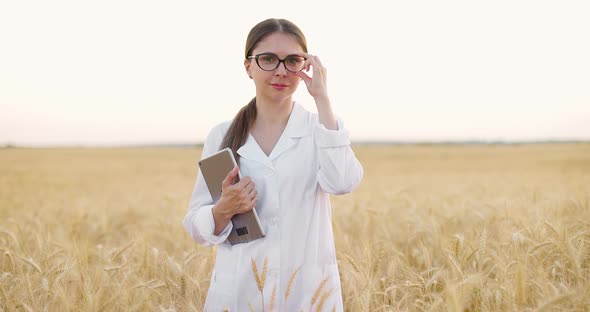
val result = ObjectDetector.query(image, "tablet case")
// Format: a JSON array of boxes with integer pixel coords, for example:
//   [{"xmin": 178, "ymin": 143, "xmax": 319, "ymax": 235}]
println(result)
[{"xmin": 198, "ymin": 147, "xmax": 265, "ymax": 245}]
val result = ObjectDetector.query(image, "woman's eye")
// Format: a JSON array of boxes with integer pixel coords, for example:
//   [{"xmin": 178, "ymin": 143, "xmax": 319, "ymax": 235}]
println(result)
[
  {"xmin": 260, "ymin": 55, "xmax": 276, "ymax": 63},
  {"xmin": 287, "ymin": 56, "xmax": 304, "ymax": 65}
]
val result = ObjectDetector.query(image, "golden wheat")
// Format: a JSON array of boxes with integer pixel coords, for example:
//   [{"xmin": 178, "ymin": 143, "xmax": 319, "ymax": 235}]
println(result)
[{"xmin": 0, "ymin": 144, "xmax": 588, "ymax": 311}]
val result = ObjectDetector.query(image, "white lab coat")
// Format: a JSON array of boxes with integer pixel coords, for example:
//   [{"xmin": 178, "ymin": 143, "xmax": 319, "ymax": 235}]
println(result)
[{"xmin": 183, "ymin": 102, "xmax": 363, "ymax": 311}]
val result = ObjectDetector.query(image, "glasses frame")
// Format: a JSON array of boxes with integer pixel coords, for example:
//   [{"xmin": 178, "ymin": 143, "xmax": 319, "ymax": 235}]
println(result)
[{"xmin": 247, "ymin": 53, "xmax": 307, "ymax": 73}]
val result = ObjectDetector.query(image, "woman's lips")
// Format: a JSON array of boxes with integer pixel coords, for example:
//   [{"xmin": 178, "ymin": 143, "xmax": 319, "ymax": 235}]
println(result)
[{"xmin": 271, "ymin": 83, "xmax": 288, "ymax": 90}]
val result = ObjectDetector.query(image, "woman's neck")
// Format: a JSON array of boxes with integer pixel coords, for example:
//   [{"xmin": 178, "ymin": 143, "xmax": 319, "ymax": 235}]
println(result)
[{"xmin": 254, "ymin": 97, "xmax": 293, "ymax": 127}]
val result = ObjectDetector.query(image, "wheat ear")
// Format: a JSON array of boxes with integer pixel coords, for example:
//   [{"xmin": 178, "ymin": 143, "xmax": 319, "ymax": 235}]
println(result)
[
  {"xmin": 269, "ymin": 284, "xmax": 276, "ymax": 312},
  {"xmin": 285, "ymin": 266, "xmax": 300, "ymax": 302},
  {"xmin": 344, "ymin": 254, "xmax": 360, "ymax": 273},
  {"xmin": 18, "ymin": 256, "xmax": 42, "ymax": 274},
  {"xmin": 251, "ymin": 257, "xmax": 269, "ymax": 312},
  {"xmin": 251, "ymin": 258, "xmax": 263, "ymax": 292},
  {"xmin": 261, "ymin": 257, "xmax": 268, "ymax": 290},
  {"xmin": 316, "ymin": 288, "xmax": 333, "ymax": 312},
  {"xmin": 479, "ymin": 226, "xmax": 487, "ymax": 257},
  {"xmin": 311, "ymin": 277, "xmax": 329, "ymax": 308}
]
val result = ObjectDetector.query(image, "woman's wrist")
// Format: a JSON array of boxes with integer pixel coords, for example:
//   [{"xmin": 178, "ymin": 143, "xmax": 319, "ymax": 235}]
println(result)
[
  {"xmin": 313, "ymin": 93, "xmax": 330, "ymax": 106},
  {"xmin": 212, "ymin": 200, "xmax": 233, "ymax": 235},
  {"xmin": 314, "ymin": 96, "xmax": 337, "ymax": 130}
]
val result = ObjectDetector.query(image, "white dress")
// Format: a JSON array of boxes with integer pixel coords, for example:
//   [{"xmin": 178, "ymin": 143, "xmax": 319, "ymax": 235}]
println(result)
[{"xmin": 183, "ymin": 102, "xmax": 363, "ymax": 311}]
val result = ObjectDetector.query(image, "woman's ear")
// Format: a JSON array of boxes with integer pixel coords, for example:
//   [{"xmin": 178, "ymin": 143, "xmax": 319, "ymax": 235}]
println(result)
[{"xmin": 244, "ymin": 59, "xmax": 252, "ymax": 79}]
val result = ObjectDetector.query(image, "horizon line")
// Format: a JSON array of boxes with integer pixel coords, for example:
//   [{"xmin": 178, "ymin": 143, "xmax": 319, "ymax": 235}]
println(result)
[{"xmin": 2, "ymin": 139, "xmax": 589, "ymax": 149}]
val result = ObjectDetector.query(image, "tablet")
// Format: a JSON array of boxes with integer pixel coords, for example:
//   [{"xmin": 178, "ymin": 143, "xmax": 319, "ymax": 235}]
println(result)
[{"xmin": 198, "ymin": 147, "xmax": 265, "ymax": 245}]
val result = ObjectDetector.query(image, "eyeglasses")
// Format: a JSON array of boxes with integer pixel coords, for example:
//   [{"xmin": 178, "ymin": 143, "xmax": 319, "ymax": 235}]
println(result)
[{"xmin": 247, "ymin": 53, "xmax": 307, "ymax": 73}]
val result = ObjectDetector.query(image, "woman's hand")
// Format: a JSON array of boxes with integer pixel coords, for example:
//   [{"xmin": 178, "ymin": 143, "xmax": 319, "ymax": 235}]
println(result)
[
  {"xmin": 296, "ymin": 52, "xmax": 338, "ymax": 130},
  {"xmin": 212, "ymin": 166, "xmax": 258, "ymax": 235},
  {"xmin": 296, "ymin": 52, "xmax": 329, "ymax": 101}
]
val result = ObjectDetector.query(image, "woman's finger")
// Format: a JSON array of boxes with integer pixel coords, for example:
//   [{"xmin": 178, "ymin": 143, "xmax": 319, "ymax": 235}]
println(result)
[
  {"xmin": 245, "ymin": 198, "xmax": 257, "ymax": 212},
  {"xmin": 235, "ymin": 176, "xmax": 252, "ymax": 189},
  {"xmin": 297, "ymin": 71, "xmax": 312, "ymax": 84},
  {"xmin": 242, "ymin": 181, "xmax": 255, "ymax": 197},
  {"xmin": 298, "ymin": 53, "xmax": 325, "ymax": 72},
  {"xmin": 248, "ymin": 187, "xmax": 257, "ymax": 199},
  {"xmin": 222, "ymin": 166, "xmax": 239, "ymax": 188},
  {"xmin": 238, "ymin": 197, "xmax": 256, "ymax": 213},
  {"xmin": 296, "ymin": 52, "xmax": 316, "ymax": 71}
]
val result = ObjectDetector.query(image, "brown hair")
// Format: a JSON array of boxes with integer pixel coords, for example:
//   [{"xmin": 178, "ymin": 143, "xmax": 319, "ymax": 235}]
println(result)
[{"xmin": 219, "ymin": 18, "xmax": 308, "ymax": 164}]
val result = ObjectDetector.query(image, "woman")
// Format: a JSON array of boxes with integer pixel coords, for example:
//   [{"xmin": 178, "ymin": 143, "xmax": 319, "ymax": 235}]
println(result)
[{"xmin": 183, "ymin": 18, "xmax": 363, "ymax": 311}]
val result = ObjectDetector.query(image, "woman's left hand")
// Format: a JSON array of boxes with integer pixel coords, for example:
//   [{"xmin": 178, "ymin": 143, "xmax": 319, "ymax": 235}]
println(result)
[
  {"xmin": 296, "ymin": 52, "xmax": 337, "ymax": 129},
  {"xmin": 296, "ymin": 53, "xmax": 329, "ymax": 101}
]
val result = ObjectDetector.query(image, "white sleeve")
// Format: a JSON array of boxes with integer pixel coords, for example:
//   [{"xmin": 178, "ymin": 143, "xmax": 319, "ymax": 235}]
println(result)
[
  {"xmin": 182, "ymin": 125, "xmax": 233, "ymax": 246},
  {"xmin": 314, "ymin": 118, "xmax": 364, "ymax": 195}
]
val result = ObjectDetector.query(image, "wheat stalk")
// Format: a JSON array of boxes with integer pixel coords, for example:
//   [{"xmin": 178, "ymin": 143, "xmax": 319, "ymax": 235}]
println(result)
[
  {"xmin": 3, "ymin": 250, "xmax": 15, "ymax": 272},
  {"xmin": 533, "ymin": 292, "xmax": 574, "ymax": 312},
  {"xmin": 0, "ymin": 229, "xmax": 18, "ymax": 247},
  {"xmin": 251, "ymin": 257, "xmax": 268, "ymax": 312},
  {"xmin": 515, "ymin": 263, "xmax": 527, "ymax": 306},
  {"xmin": 311, "ymin": 277, "xmax": 329, "ymax": 309},
  {"xmin": 18, "ymin": 255, "xmax": 42, "ymax": 274},
  {"xmin": 454, "ymin": 234, "xmax": 464, "ymax": 258},
  {"xmin": 261, "ymin": 257, "xmax": 268, "ymax": 290},
  {"xmin": 285, "ymin": 266, "xmax": 300, "ymax": 303},
  {"xmin": 447, "ymin": 254, "xmax": 463, "ymax": 278},
  {"xmin": 479, "ymin": 226, "xmax": 488, "ymax": 257},
  {"xmin": 528, "ymin": 241, "xmax": 555, "ymax": 255},
  {"xmin": 0, "ymin": 283, "xmax": 10, "ymax": 309},
  {"xmin": 16, "ymin": 302, "xmax": 34, "ymax": 312},
  {"xmin": 315, "ymin": 288, "xmax": 333, "ymax": 312},
  {"xmin": 251, "ymin": 258, "xmax": 262, "ymax": 291},
  {"xmin": 111, "ymin": 240, "xmax": 135, "ymax": 262},
  {"xmin": 544, "ymin": 221, "xmax": 559, "ymax": 236},
  {"xmin": 251, "ymin": 257, "xmax": 268, "ymax": 292},
  {"xmin": 344, "ymin": 254, "xmax": 360, "ymax": 273},
  {"xmin": 104, "ymin": 265, "xmax": 123, "ymax": 272},
  {"xmin": 269, "ymin": 284, "xmax": 276, "ymax": 312},
  {"xmin": 180, "ymin": 275, "xmax": 186, "ymax": 299}
]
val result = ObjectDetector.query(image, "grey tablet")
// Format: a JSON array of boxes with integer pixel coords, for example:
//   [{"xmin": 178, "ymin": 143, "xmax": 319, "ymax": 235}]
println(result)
[{"xmin": 198, "ymin": 147, "xmax": 265, "ymax": 245}]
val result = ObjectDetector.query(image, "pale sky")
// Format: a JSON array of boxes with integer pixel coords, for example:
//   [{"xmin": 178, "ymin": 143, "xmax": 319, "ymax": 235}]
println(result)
[{"xmin": 1, "ymin": 0, "xmax": 589, "ymax": 146}]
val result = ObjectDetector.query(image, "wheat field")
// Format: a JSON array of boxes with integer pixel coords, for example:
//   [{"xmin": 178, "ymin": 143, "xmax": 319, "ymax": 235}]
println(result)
[{"xmin": 0, "ymin": 144, "xmax": 589, "ymax": 311}]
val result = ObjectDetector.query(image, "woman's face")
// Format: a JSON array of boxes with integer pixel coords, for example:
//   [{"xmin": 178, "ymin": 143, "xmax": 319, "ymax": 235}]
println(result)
[{"xmin": 245, "ymin": 32, "xmax": 305, "ymax": 103}]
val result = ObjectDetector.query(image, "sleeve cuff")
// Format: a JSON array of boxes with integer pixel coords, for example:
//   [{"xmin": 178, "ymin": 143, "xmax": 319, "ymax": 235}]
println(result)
[
  {"xmin": 314, "ymin": 119, "xmax": 351, "ymax": 148},
  {"xmin": 195, "ymin": 204, "xmax": 233, "ymax": 244}
]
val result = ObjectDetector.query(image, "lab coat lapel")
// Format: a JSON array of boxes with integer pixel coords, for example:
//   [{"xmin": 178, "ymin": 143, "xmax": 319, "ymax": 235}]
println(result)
[
  {"xmin": 269, "ymin": 102, "xmax": 311, "ymax": 161},
  {"xmin": 237, "ymin": 135, "xmax": 274, "ymax": 168},
  {"xmin": 237, "ymin": 102, "xmax": 311, "ymax": 166}
]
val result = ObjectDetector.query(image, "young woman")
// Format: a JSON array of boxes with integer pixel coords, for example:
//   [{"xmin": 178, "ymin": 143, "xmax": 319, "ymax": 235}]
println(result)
[{"xmin": 183, "ymin": 18, "xmax": 363, "ymax": 311}]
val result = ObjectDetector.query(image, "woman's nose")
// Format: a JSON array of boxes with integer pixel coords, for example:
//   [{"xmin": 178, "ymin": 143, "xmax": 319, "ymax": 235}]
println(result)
[{"xmin": 274, "ymin": 62, "xmax": 288, "ymax": 76}]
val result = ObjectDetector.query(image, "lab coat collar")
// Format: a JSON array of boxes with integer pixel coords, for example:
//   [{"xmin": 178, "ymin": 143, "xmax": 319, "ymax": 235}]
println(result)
[{"xmin": 237, "ymin": 102, "xmax": 311, "ymax": 167}]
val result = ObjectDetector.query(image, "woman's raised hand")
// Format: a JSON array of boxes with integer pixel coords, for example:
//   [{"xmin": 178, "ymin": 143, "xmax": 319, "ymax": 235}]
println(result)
[
  {"xmin": 296, "ymin": 52, "xmax": 338, "ymax": 130},
  {"xmin": 296, "ymin": 52, "xmax": 329, "ymax": 100}
]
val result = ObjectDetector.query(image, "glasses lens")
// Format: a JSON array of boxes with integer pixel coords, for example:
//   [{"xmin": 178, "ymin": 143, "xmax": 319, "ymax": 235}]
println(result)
[
  {"xmin": 285, "ymin": 55, "xmax": 306, "ymax": 72},
  {"xmin": 257, "ymin": 54, "xmax": 279, "ymax": 70}
]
